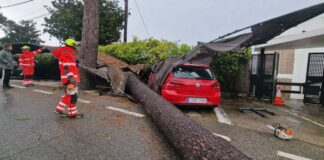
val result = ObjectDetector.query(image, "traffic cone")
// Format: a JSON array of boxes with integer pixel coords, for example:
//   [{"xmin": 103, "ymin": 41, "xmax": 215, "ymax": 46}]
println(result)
[{"xmin": 273, "ymin": 85, "xmax": 284, "ymax": 106}]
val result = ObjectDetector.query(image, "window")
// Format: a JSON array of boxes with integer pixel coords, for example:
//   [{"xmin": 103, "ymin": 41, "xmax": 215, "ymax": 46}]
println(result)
[{"xmin": 173, "ymin": 66, "xmax": 215, "ymax": 80}]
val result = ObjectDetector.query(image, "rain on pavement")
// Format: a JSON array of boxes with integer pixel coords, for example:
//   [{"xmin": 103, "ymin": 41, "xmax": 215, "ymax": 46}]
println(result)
[{"xmin": 0, "ymin": 81, "xmax": 323, "ymax": 160}]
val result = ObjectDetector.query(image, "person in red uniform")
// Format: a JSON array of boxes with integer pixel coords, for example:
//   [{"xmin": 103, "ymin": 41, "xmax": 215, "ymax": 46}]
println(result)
[
  {"xmin": 19, "ymin": 46, "xmax": 43, "ymax": 86},
  {"xmin": 53, "ymin": 39, "xmax": 83, "ymax": 118}
]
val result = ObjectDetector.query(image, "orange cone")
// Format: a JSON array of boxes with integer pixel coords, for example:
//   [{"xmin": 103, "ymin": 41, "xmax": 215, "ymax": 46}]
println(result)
[{"xmin": 273, "ymin": 85, "xmax": 284, "ymax": 106}]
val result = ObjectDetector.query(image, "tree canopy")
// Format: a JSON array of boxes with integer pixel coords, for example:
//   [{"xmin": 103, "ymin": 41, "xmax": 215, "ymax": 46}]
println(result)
[
  {"xmin": 0, "ymin": 13, "xmax": 43, "ymax": 44},
  {"xmin": 44, "ymin": 0, "xmax": 124, "ymax": 45},
  {"xmin": 99, "ymin": 38, "xmax": 192, "ymax": 65}
]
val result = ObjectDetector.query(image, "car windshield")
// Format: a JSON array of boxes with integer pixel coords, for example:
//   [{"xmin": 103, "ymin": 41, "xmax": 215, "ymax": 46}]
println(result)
[{"xmin": 173, "ymin": 66, "xmax": 215, "ymax": 80}]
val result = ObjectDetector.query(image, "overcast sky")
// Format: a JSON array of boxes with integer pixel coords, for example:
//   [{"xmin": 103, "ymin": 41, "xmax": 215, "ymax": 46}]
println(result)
[{"xmin": 0, "ymin": 0, "xmax": 324, "ymax": 46}]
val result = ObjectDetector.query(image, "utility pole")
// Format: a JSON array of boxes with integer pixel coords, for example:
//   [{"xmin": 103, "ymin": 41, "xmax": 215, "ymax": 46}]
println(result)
[
  {"xmin": 79, "ymin": 0, "xmax": 100, "ymax": 89},
  {"xmin": 123, "ymin": 0, "xmax": 128, "ymax": 43}
]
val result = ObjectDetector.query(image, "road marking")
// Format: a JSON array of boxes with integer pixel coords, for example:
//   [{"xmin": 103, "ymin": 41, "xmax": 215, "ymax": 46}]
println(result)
[
  {"xmin": 214, "ymin": 107, "xmax": 233, "ymax": 125},
  {"xmin": 78, "ymin": 99, "xmax": 91, "ymax": 104},
  {"xmin": 11, "ymin": 85, "xmax": 26, "ymax": 89},
  {"xmin": 277, "ymin": 151, "xmax": 312, "ymax": 160},
  {"xmin": 279, "ymin": 109, "xmax": 324, "ymax": 128},
  {"xmin": 106, "ymin": 106, "xmax": 145, "ymax": 118},
  {"xmin": 33, "ymin": 89, "xmax": 53, "ymax": 95},
  {"xmin": 213, "ymin": 133, "xmax": 231, "ymax": 142}
]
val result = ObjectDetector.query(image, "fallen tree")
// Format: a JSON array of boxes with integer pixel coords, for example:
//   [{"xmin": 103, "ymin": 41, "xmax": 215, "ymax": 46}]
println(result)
[
  {"xmin": 81, "ymin": 65, "xmax": 250, "ymax": 160},
  {"xmin": 79, "ymin": 3, "xmax": 324, "ymax": 159}
]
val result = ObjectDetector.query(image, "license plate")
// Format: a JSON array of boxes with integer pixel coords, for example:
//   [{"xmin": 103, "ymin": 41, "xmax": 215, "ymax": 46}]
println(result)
[{"xmin": 187, "ymin": 98, "xmax": 207, "ymax": 103}]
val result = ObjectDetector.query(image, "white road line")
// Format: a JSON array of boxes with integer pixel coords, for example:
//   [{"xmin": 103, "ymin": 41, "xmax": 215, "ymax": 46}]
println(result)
[
  {"xmin": 277, "ymin": 151, "xmax": 312, "ymax": 160},
  {"xmin": 78, "ymin": 99, "xmax": 91, "ymax": 104},
  {"xmin": 279, "ymin": 109, "xmax": 324, "ymax": 128},
  {"xmin": 11, "ymin": 85, "xmax": 26, "ymax": 89},
  {"xmin": 214, "ymin": 107, "xmax": 233, "ymax": 125},
  {"xmin": 33, "ymin": 89, "xmax": 53, "ymax": 95},
  {"xmin": 212, "ymin": 133, "xmax": 231, "ymax": 142},
  {"xmin": 106, "ymin": 106, "xmax": 145, "ymax": 118}
]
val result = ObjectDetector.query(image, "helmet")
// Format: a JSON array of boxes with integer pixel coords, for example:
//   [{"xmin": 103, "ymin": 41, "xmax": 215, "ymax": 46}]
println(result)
[
  {"xmin": 65, "ymin": 39, "xmax": 77, "ymax": 48},
  {"xmin": 21, "ymin": 45, "xmax": 30, "ymax": 50}
]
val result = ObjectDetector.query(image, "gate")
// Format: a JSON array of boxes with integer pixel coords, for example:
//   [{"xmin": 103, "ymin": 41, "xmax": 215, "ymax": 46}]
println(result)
[
  {"xmin": 304, "ymin": 53, "xmax": 324, "ymax": 105},
  {"xmin": 250, "ymin": 51, "xmax": 279, "ymax": 102}
]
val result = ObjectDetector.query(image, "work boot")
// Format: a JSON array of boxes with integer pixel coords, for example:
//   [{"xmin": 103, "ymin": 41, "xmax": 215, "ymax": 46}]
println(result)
[
  {"xmin": 68, "ymin": 113, "xmax": 84, "ymax": 118},
  {"xmin": 54, "ymin": 110, "xmax": 66, "ymax": 115}
]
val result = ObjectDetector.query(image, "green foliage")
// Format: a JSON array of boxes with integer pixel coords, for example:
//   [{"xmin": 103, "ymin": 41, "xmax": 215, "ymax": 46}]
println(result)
[
  {"xmin": 211, "ymin": 48, "xmax": 251, "ymax": 92},
  {"xmin": 99, "ymin": 38, "xmax": 192, "ymax": 64},
  {"xmin": 35, "ymin": 53, "xmax": 55, "ymax": 64},
  {"xmin": 44, "ymin": 0, "xmax": 124, "ymax": 45},
  {"xmin": 0, "ymin": 13, "xmax": 43, "ymax": 44}
]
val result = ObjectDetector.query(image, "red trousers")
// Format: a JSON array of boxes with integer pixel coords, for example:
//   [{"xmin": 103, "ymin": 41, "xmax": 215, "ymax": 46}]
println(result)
[
  {"xmin": 56, "ymin": 86, "xmax": 79, "ymax": 116},
  {"xmin": 22, "ymin": 67, "xmax": 34, "ymax": 85}
]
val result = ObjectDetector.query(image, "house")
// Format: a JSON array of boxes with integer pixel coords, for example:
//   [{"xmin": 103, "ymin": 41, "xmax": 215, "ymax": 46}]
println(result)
[{"xmin": 251, "ymin": 15, "xmax": 324, "ymax": 105}]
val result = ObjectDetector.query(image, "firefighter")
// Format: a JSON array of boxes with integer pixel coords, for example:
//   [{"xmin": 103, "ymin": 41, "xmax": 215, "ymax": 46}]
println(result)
[
  {"xmin": 19, "ymin": 46, "xmax": 43, "ymax": 86},
  {"xmin": 53, "ymin": 39, "xmax": 83, "ymax": 118}
]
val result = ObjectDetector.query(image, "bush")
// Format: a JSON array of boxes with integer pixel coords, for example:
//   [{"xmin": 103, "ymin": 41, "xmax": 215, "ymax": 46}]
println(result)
[
  {"xmin": 12, "ymin": 53, "xmax": 60, "ymax": 79},
  {"xmin": 211, "ymin": 48, "xmax": 251, "ymax": 93},
  {"xmin": 34, "ymin": 53, "xmax": 60, "ymax": 79},
  {"xmin": 99, "ymin": 38, "xmax": 192, "ymax": 65}
]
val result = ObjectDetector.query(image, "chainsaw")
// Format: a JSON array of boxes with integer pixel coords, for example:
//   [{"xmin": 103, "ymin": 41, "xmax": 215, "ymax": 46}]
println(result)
[{"xmin": 272, "ymin": 123, "xmax": 293, "ymax": 140}]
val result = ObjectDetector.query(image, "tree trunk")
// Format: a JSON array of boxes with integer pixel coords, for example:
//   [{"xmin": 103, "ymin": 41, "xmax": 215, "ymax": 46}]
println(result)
[
  {"xmin": 126, "ymin": 75, "xmax": 251, "ymax": 160},
  {"xmin": 123, "ymin": 0, "xmax": 128, "ymax": 43},
  {"xmin": 79, "ymin": 65, "xmax": 251, "ymax": 159},
  {"xmin": 79, "ymin": 0, "xmax": 100, "ymax": 89}
]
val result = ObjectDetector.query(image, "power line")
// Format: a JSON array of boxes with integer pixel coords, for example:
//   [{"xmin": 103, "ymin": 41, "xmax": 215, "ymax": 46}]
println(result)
[
  {"xmin": 0, "ymin": 0, "xmax": 34, "ymax": 9},
  {"xmin": 134, "ymin": 0, "xmax": 150, "ymax": 37},
  {"xmin": 26, "ymin": 13, "xmax": 50, "ymax": 21},
  {"xmin": 17, "ymin": 8, "xmax": 46, "ymax": 19}
]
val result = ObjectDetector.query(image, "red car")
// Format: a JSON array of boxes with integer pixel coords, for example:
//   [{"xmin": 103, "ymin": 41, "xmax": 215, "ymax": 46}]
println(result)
[{"xmin": 149, "ymin": 64, "xmax": 221, "ymax": 107}]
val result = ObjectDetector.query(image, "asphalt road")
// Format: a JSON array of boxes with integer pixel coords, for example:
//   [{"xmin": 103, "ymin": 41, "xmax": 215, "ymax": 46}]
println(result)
[
  {"xmin": 0, "ymin": 83, "xmax": 179, "ymax": 160},
  {"xmin": 0, "ymin": 82, "xmax": 323, "ymax": 160}
]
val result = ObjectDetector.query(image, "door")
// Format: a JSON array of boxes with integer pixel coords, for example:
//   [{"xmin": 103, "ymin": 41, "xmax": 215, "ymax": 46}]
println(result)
[
  {"xmin": 250, "ymin": 52, "xmax": 279, "ymax": 101},
  {"xmin": 304, "ymin": 53, "xmax": 324, "ymax": 105}
]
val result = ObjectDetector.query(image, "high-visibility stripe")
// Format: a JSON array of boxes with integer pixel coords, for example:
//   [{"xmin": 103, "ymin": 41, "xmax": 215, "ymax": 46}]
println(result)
[
  {"xmin": 22, "ymin": 58, "xmax": 34, "ymax": 60},
  {"xmin": 56, "ymin": 106, "xmax": 64, "ymax": 110},
  {"xmin": 59, "ymin": 102, "xmax": 67, "ymax": 107},
  {"xmin": 20, "ymin": 64, "xmax": 33, "ymax": 66},
  {"xmin": 59, "ymin": 62, "xmax": 76, "ymax": 66},
  {"xmin": 69, "ymin": 107, "xmax": 77, "ymax": 111},
  {"xmin": 70, "ymin": 110, "xmax": 77, "ymax": 115},
  {"xmin": 61, "ymin": 75, "xmax": 78, "ymax": 79}
]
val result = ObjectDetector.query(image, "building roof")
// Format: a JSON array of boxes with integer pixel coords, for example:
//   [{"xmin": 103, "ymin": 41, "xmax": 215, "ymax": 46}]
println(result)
[{"xmin": 254, "ymin": 16, "xmax": 324, "ymax": 51}]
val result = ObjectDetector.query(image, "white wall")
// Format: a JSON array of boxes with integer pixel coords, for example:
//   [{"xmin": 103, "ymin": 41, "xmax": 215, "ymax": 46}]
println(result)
[{"xmin": 290, "ymin": 47, "xmax": 324, "ymax": 99}]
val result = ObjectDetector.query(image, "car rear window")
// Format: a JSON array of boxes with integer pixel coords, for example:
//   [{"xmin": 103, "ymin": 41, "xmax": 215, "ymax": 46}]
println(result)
[{"xmin": 173, "ymin": 66, "xmax": 215, "ymax": 80}]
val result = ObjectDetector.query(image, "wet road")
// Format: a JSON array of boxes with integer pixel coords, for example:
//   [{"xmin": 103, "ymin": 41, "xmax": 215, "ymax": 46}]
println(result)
[
  {"xmin": 1, "ymin": 81, "xmax": 324, "ymax": 160},
  {"xmin": 0, "ymin": 83, "xmax": 179, "ymax": 160}
]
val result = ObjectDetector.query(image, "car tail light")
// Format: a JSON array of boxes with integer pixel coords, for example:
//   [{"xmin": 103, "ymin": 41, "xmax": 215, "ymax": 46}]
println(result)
[
  {"xmin": 211, "ymin": 82, "xmax": 220, "ymax": 88},
  {"xmin": 167, "ymin": 80, "xmax": 184, "ymax": 86}
]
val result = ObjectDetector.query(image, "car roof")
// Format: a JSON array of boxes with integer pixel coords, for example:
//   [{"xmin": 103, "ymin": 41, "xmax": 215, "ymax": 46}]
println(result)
[{"xmin": 179, "ymin": 63, "xmax": 211, "ymax": 68}]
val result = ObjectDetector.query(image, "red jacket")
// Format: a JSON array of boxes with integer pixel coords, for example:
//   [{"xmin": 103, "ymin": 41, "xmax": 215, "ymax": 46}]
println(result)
[
  {"xmin": 53, "ymin": 46, "xmax": 80, "ymax": 84},
  {"xmin": 19, "ymin": 49, "xmax": 42, "ymax": 67}
]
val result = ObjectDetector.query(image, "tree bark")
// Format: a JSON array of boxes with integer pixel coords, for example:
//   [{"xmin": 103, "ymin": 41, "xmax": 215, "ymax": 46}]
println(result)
[
  {"xmin": 125, "ymin": 75, "xmax": 251, "ymax": 160},
  {"xmin": 123, "ymin": 0, "xmax": 128, "ymax": 43},
  {"xmin": 79, "ymin": 0, "xmax": 100, "ymax": 89},
  {"xmin": 80, "ymin": 65, "xmax": 251, "ymax": 159}
]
